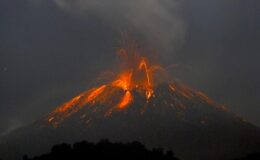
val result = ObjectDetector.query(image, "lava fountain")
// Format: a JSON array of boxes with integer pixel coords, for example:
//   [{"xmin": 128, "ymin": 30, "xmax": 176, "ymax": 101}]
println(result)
[{"xmin": 47, "ymin": 47, "xmax": 226, "ymax": 128}]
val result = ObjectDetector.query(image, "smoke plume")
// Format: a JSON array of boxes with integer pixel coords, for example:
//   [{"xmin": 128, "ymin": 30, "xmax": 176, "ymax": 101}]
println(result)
[{"xmin": 54, "ymin": 0, "xmax": 185, "ymax": 54}]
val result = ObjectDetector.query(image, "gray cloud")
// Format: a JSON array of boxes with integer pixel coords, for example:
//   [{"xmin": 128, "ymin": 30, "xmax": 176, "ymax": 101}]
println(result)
[
  {"xmin": 0, "ymin": 0, "xmax": 260, "ymax": 135},
  {"xmin": 54, "ymin": 0, "xmax": 185, "ymax": 54}
]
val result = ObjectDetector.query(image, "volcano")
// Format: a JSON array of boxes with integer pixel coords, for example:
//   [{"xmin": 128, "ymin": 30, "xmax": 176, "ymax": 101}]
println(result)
[{"xmin": 0, "ymin": 48, "xmax": 260, "ymax": 160}]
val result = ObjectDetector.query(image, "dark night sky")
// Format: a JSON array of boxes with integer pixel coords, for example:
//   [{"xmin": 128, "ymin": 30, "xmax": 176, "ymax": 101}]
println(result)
[{"xmin": 0, "ymin": 0, "xmax": 259, "ymax": 135}]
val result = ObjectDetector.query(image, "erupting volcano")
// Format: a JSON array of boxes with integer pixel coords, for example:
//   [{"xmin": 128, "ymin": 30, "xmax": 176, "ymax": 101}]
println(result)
[
  {"xmin": 47, "ymin": 47, "xmax": 225, "ymax": 128},
  {"xmin": 1, "ymin": 46, "xmax": 260, "ymax": 160}
]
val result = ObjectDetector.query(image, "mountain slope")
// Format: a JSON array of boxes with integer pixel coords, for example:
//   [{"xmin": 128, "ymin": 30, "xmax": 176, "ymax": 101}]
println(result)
[
  {"xmin": 1, "ymin": 48, "xmax": 259, "ymax": 160},
  {"xmin": 1, "ymin": 83, "xmax": 260, "ymax": 160}
]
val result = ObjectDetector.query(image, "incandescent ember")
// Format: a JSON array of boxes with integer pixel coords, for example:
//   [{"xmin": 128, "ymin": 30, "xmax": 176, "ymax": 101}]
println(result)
[{"xmin": 47, "ymin": 47, "xmax": 226, "ymax": 128}]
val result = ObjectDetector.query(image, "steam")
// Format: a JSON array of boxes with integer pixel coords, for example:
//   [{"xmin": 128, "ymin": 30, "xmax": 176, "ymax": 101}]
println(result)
[
  {"xmin": 54, "ymin": 0, "xmax": 185, "ymax": 53},
  {"xmin": 1, "ymin": 119, "xmax": 24, "ymax": 136}
]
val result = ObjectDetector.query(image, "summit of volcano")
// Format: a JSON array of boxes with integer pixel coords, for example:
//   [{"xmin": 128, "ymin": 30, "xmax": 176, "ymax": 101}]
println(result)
[{"xmin": 1, "ymin": 47, "xmax": 260, "ymax": 160}]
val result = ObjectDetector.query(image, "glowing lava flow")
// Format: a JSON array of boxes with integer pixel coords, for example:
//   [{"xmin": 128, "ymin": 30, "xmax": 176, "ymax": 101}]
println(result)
[
  {"xmin": 117, "ymin": 91, "xmax": 133, "ymax": 109},
  {"xmin": 47, "ymin": 47, "xmax": 226, "ymax": 127},
  {"xmin": 47, "ymin": 48, "xmax": 159, "ymax": 127},
  {"xmin": 138, "ymin": 58, "xmax": 153, "ymax": 100}
]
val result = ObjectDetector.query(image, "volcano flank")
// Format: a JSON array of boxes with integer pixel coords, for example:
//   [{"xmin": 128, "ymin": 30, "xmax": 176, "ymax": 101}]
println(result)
[{"xmin": 0, "ymin": 48, "xmax": 260, "ymax": 160}]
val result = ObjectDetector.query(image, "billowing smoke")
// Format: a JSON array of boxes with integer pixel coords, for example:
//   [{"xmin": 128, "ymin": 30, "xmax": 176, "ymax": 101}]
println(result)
[{"xmin": 54, "ymin": 0, "xmax": 185, "ymax": 54}]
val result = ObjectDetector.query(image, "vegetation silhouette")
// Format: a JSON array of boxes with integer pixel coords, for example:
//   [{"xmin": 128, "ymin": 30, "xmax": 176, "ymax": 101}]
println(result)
[
  {"xmin": 23, "ymin": 139, "xmax": 179, "ymax": 160},
  {"xmin": 233, "ymin": 152, "xmax": 260, "ymax": 160}
]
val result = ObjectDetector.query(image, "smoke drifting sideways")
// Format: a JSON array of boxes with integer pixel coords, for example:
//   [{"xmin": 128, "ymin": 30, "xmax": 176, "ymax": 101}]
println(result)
[
  {"xmin": 54, "ymin": 0, "xmax": 186, "ymax": 54},
  {"xmin": 0, "ymin": 0, "xmax": 186, "ymax": 136},
  {"xmin": 2, "ymin": 0, "xmax": 259, "ymax": 137}
]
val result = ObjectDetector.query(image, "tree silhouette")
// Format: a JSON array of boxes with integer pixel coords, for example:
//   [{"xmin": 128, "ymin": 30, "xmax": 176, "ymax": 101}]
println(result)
[
  {"xmin": 23, "ymin": 139, "xmax": 179, "ymax": 160},
  {"xmin": 234, "ymin": 152, "xmax": 260, "ymax": 160}
]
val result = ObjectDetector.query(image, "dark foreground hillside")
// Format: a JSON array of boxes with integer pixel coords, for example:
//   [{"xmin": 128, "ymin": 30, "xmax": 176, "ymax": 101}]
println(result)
[
  {"xmin": 234, "ymin": 152, "xmax": 260, "ymax": 160},
  {"xmin": 22, "ymin": 140, "xmax": 179, "ymax": 160},
  {"xmin": 3, "ymin": 139, "xmax": 257, "ymax": 160}
]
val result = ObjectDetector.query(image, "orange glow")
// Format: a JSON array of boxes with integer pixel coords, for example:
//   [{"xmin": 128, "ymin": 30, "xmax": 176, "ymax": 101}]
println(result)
[
  {"xmin": 138, "ymin": 58, "xmax": 153, "ymax": 100},
  {"xmin": 169, "ymin": 84, "xmax": 176, "ymax": 92},
  {"xmin": 79, "ymin": 85, "xmax": 107, "ymax": 106},
  {"xmin": 138, "ymin": 58, "xmax": 151, "ymax": 87},
  {"xmin": 112, "ymin": 72, "xmax": 132, "ymax": 91},
  {"xmin": 47, "ymin": 48, "xmax": 159, "ymax": 126},
  {"xmin": 117, "ymin": 91, "xmax": 133, "ymax": 109},
  {"xmin": 47, "ymin": 47, "xmax": 224, "ymax": 127},
  {"xmin": 87, "ymin": 85, "xmax": 107, "ymax": 101},
  {"xmin": 53, "ymin": 95, "xmax": 82, "ymax": 113}
]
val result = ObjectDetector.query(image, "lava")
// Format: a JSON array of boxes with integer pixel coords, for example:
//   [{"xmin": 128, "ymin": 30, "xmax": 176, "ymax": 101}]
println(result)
[
  {"xmin": 80, "ymin": 85, "xmax": 107, "ymax": 106},
  {"xmin": 47, "ymin": 48, "xmax": 158, "ymax": 126},
  {"xmin": 47, "ymin": 47, "xmax": 226, "ymax": 127},
  {"xmin": 117, "ymin": 91, "xmax": 133, "ymax": 109},
  {"xmin": 112, "ymin": 72, "xmax": 132, "ymax": 91},
  {"xmin": 138, "ymin": 58, "xmax": 153, "ymax": 100}
]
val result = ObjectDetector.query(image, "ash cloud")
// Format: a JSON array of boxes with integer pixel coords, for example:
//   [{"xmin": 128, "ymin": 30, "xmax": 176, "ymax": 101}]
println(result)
[
  {"xmin": 54, "ymin": 0, "xmax": 185, "ymax": 54},
  {"xmin": 0, "ymin": 0, "xmax": 260, "ymax": 136}
]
